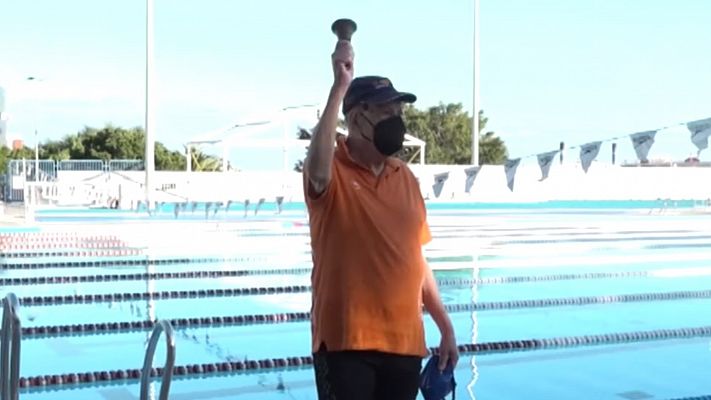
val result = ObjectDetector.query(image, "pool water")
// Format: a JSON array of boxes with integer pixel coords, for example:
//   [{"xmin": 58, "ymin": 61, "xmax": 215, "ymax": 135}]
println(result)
[{"xmin": 4, "ymin": 201, "xmax": 711, "ymax": 399}]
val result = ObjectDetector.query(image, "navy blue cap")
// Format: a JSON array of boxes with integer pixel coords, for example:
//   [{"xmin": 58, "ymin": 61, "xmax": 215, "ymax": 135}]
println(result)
[
  {"xmin": 420, "ymin": 355, "xmax": 456, "ymax": 400},
  {"xmin": 342, "ymin": 76, "xmax": 416, "ymax": 115}
]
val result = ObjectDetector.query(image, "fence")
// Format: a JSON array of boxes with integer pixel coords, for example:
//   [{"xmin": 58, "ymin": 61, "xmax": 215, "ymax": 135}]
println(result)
[{"xmin": 3, "ymin": 159, "xmax": 145, "ymax": 202}]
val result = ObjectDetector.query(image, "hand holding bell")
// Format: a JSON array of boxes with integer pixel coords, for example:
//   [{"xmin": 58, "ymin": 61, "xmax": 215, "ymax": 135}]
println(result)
[{"xmin": 331, "ymin": 18, "xmax": 357, "ymax": 91}]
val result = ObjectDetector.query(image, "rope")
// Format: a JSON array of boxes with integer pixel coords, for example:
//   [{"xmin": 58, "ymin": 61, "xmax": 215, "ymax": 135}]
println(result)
[
  {"xmin": 18, "ymin": 324, "xmax": 711, "ymax": 389},
  {"xmin": 19, "ymin": 285, "xmax": 313, "ymax": 306},
  {"xmin": 1, "ymin": 255, "xmax": 280, "ymax": 270},
  {"xmin": 20, "ymin": 287, "xmax": 711, "ymax": 335},
  {"xmin": 19, "ymin": 287, "xmax": 711, "ymax": 308},
  {"xmin": 1, "ymin": 249, "xmax": 142, "ymax": 258},
  {"xmin": 2, "ymin": 269, "xmax": 649, "ymax": 287},
  {"xmin": 0, "ymin": 267, "xmax": 313, "ymax": 286}
]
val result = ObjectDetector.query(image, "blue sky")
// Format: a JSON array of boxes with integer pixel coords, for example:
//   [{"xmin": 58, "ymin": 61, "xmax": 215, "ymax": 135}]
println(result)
[{"xmin": 1, "ymin": 0, "xmax": 710, "ymax": 170}]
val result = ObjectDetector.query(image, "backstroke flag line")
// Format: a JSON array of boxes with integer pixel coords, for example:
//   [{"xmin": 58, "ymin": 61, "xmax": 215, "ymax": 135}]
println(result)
[{"xmin": 416, "ymin": 115, "xmax": 711, "ymax": 195}]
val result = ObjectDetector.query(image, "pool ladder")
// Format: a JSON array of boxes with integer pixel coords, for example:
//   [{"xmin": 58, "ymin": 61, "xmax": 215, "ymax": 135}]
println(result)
[
  {"xmin": 140, "ymin": 320, "xmax": 176, "ymax": 400},
  {"xmin": 1, "ymin": 293, "xmax": 21, "ymax": 400}
]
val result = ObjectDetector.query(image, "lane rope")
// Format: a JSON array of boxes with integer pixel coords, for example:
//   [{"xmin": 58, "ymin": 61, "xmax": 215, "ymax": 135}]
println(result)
[
  {"xmin": 19, "ymin": 287, "xmax": 711, "ymax": 308},
  {"xmin": 17, "ymin": 324, "xmax": 711, "ymax": 389},
  {"xmin": 1, "ymin": 269, "xmax": 650, "ymax": 287}
]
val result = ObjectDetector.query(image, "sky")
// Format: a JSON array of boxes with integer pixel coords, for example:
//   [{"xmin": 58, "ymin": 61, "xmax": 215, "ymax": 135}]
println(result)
[{"xmin": 1, "ymin": 0, "xmax": 710, "ymax": 171}]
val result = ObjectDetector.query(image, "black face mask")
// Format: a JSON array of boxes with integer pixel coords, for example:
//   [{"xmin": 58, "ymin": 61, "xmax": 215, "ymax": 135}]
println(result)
[{"xmin": 361, "ymin": 114, "xmax": 407, "ymax": 156}]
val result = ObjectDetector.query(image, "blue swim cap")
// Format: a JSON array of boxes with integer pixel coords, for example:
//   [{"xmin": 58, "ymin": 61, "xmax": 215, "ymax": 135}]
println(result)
[{"xmin": 419, "ymin": 355, "xmax": 456, "ymax": 400}]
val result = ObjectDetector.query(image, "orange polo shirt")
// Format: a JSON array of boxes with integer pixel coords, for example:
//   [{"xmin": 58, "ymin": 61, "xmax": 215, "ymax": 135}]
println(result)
[{"xmin": 304, "ymin": 136, "xmax": 431, "ymax": 357}]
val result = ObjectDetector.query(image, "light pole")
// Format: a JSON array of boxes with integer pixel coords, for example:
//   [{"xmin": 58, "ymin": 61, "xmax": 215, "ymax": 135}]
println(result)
[
  {"xmin": 25, "ymin": 77, "xmax": 42, "ymax": 182},
  {"xmin": 145, "ymin": 0, "xmax": 155, "ymax": 210},
  {"xmin": 471, "ymin": 0, "xmax": 480, "ymax": 166}
]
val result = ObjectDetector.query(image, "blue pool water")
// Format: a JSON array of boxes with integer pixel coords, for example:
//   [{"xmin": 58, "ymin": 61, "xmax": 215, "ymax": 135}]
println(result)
[{"xmin": 3, "ymin": 200, "xmax": 711, "ymax": 399}]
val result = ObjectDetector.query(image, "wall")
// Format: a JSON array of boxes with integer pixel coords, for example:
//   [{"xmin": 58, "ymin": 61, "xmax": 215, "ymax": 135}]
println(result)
[{"xmin": 31, "ymin": 162, "xmax": 711, "ymax": 207}]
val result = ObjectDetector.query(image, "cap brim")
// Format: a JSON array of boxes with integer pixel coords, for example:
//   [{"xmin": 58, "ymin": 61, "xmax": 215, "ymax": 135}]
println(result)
[{"xmin": 365, "ymin": 89, "xmax": 417, "ymax": 106}]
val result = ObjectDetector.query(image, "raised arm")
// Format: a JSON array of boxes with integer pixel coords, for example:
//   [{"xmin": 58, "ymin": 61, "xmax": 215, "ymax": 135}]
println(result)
[{"xmin": 304, "ymin": 40, "xmax": 354, "ymax": 196}]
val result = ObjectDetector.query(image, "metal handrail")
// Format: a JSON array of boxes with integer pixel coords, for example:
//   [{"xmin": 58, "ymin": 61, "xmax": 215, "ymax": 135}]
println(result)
[
  {"xmin": 1, "ymin": 293, "xmax": 21, "ymax": 400},
  {"xmin": 140, "ymin": 320, "xmax": 176, "ymax": 400}
]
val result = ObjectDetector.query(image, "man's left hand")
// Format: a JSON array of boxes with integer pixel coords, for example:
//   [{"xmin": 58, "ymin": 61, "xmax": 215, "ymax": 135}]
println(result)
[{"xmin": 437, "ymin": 333, "xmax": 459, "ymax": 371}]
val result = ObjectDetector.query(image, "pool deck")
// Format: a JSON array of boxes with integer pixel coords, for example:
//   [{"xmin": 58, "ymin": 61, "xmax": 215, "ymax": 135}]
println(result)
[{"xmin": 0, "ymin": 203, "xmax": 28, "ymax": 226}]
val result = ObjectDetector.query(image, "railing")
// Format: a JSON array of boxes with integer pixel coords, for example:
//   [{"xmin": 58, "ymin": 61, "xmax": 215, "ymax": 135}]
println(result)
[
  {"xmin": 0, "ymin": 293, "xmax": 21, "ymax": 400},
  {"xmin": 108, "ymin": 160, "xmax": 144, "ymax": 171},
  {"xmin": 57, "ymin": 160, "xmax": 104, "ymax": 172},
  {"xmin": 140, "ymin": 320, "xmax": 176, "ymax": 400}
]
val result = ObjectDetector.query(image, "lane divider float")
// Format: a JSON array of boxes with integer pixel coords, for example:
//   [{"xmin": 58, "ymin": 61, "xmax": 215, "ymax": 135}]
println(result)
[
  {"xmin": 19, "ymin": 287, "xmax": 711, "ymax": 308},
  {"xmin": 17, "ymin": 324, "xmax": 711, "ymax": 389},
  {"xmin": 0, "ymin": 269, "xmax": 650, "ymax": 287}
]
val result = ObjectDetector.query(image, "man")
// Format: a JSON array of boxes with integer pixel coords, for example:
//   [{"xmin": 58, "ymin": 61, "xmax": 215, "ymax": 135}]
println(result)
[{"xmin": 303, "ymin": 38, "xmax": 459, "ymax": 400}]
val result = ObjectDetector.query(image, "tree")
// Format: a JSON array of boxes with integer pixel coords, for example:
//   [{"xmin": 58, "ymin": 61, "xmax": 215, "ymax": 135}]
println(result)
[
  {"xmin": 403, "ymin": 104, "xmax": 508, "ymax": 165},
  {"xmin": 0, "ymin": 146, "xmax": 35, "ymax": 174},
  {"xmin": 291, "ymin": 105, "xmax": 507, "ymax": 169},
  {"xmin": 33, "ymin": 124, "xmax": 222, "ymax": 171},
  {"xmin": 1, "ymin": 124, "xmax": 227, "ymax": 176},
  {"xmin": 476, "ymin": 111, "xmax": 508, "ymax": 165},
  {"xmin": 188, "ymin": 146, "xmax": 224, "ymax": 171}
]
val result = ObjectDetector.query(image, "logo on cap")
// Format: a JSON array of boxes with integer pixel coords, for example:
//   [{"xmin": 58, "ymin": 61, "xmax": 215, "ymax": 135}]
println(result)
[{"xmin": 373, "ymin": 79, "xmax": 391, "ymax": 89}]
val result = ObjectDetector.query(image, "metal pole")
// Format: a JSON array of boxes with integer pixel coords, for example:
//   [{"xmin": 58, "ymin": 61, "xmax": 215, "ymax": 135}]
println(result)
[
  {"xmin": 1, "ymin": 293, "xmax": 21, "ymax": 400},
  {"xmin": 144, "ymin": 0, "xmax": 156, "ymax": 210},
  {"xmin": 34, "ymin": 130, "xmax": 39, "ymax": 182},
  {"xmin": 185, "ymin": 145, "xmax": 191, "ymax": 172},
  {"xmin": 140, "ymin": 320, "xmax": 175, "ymax": 400},
  {"xmin": 471, "ymin": 0, "xmax": 481, "ymax": 166},
  {"xmin": 282, "ymin": 112, "xmax": 288, "ymax": 175}
]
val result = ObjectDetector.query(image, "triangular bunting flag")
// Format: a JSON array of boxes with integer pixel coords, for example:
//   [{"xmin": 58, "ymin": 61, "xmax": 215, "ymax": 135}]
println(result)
[
  {"xmin": 687, "ymin": 118, "xmax": 711, "ymax": 155},
  {"xmin": 504, "ymin": 158, "xmax": 520, "ymax": 191},
  {"xmin": 580, "ymin": 141, "xmax": 602, "ymax": 173},
  {"xmin": 432, "ymin": 172, "xmax": 449, "ymax": 198},
  {"xmin": 464, "ymin": 166, "xmax": 480, "ymax": 193},
  {"xmin": 536, "ymin": 151, "xmax": 558, "ymax": 181},
  {"xmin": 629, "ymin": 130, "xmax": 657, "ymax": 163}
]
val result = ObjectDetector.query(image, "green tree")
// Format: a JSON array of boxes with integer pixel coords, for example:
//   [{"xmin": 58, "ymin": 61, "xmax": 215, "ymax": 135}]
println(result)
[
  {"xmin": 188, "ymin": 146, "xmax": 224, "ymax": 171},
  {"xmin": 0, "ymin": 146, "xmax": 35, "ymax": 174},
  {"xmin": 402, "ymin": 104, "xmax": 508, "ymax": 165},
  {"xmin": 476, "ymin": 111, "xmax": 508, "ymax": 165},
  {"xmin": 30, "ymin": 124, "xmax": 222, "ymax": 171},
  {"xmin": 291, "ymin": 106, "xmax": 508, "ymax": 170}
]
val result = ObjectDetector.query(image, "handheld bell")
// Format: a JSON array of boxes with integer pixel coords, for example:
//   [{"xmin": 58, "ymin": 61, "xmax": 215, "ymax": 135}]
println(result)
[{"xmin": 331, "ymin": 18, "xmax": 357, "ymax": 41}]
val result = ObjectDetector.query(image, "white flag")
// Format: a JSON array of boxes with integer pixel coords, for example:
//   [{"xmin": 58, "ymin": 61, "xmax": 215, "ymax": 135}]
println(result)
[
  {"xmin": 580, "ymin": 141, "xmax": 602, "ymax": 173},
  {"xmin": 504, "ymin": 158, "xmax": 520, "ymax": 191},
  {"xmin": 464, "ymin": 166, "xmax": 480, "ymax": 193},
  {"xmin": 687, "ymin": 118, "xmax": 711, "ymax": 155},
  {"xmin": 432, "ymin": 172, "xmax": 449, "ymax": 198},
  {"xmin": 629, "ymin": 130, "xmax": 657, "ymax": 162},
  {"xmin": 536, "ymin": 151, "xmax": 558, "ymax": 181}
]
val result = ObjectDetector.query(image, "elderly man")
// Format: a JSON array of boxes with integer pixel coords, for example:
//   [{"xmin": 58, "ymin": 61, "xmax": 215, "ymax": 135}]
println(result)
[{"xmin": 303, "ymin": 38, "xmax": 459, "ymax": 400}]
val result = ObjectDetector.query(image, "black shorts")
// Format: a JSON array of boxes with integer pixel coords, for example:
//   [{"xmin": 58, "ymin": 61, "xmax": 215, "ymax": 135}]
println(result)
[{"xmin": 313, "ymin": 344, "xmax": 422, "ymax": 400}]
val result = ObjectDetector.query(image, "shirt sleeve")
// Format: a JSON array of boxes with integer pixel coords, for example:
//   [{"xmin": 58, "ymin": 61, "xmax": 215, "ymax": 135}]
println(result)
[
  {"xmin": 303, "ymin": 161, "xmax": 337, "ymax": 210},
  {"xmin": 410, "ymin": 169, "xmax": 432, "ymax": 245}
]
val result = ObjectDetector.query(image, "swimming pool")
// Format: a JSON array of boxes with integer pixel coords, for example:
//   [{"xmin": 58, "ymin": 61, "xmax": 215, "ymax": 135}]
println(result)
[{"xmin": 3, "ymin": 201, "xmax": 711, "ymax": 399}]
